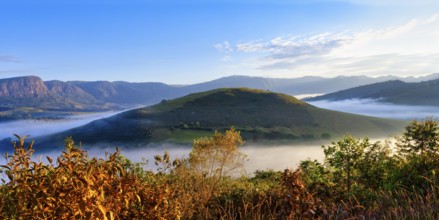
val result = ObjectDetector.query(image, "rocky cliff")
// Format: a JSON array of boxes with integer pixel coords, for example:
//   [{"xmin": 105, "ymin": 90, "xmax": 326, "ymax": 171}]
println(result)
[{"xmin": 0, "ymin": 76, "xmax": 49, "ymax": 98}]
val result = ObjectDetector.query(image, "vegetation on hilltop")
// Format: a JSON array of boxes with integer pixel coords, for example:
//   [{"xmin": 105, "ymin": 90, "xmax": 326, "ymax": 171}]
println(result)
[
  {"xmin": 1, "ymin": 119, "xmax": 438, "ymax": 219},
  {"xmin": 38, "ymin": 88, "xmax": 406, "ymax": 148}
]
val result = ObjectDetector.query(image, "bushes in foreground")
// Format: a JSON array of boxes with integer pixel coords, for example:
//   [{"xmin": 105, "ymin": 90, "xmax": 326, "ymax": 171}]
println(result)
[
  {"xmin": 0, "ymin": 137, "xmax": 179, "ymax": 219},
  {"xmin": 0, "ymin": 120, "xmax": 439, "ymax": 219}
]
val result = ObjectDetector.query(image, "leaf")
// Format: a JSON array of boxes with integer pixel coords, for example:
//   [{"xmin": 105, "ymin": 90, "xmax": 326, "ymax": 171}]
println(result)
[
  {"xmin": 98, "ymin": 204, "xmax": 107, "ymax": 219},
  {"xmin": 47, "ymin": 156, "xmax": 53, "ymax": 164},
  {"xmin": 0, "ymin": 165, "xmax": 11, "ymax": 170},
  {"xmin": 108, "ymin": 211, "xmax": 114, "ymax": 220}
]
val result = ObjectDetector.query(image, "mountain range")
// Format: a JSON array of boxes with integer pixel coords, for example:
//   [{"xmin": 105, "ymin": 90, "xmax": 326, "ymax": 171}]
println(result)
[
  {"xmin": 1, "ymin": 73, "xmax": 438, "ymax": 120},
  {"xmin": 33, "ymin": 88, "xmax": 406, "ymax": 149},
  {"xmin": 1, "ymin": 73, "xmax": 438, "ymax": 107},
  {"xmin": 306, "ymin": 79, "xmax": 439, "ymax": 106}
]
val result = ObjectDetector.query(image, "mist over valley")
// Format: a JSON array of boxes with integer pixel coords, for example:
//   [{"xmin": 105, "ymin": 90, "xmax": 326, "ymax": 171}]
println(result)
[
  {"xmin": 0, "ymin": 88, "xmax": 411, "ymax": 174},
  {"xmin": 0, "ymin": 111, "xmax": 122, "ymax": 140},
  {"xmin": 309, "ymin": 99, "xmax": 439, "ymax": 120},
  {"xmin": 0, "ymin": 77, "xmax": 436, "ymax": 178}
]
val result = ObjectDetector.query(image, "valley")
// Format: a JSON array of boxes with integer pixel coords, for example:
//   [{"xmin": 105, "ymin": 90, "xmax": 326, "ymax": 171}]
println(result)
[
  {"xmin": 26, "ymin": 88, "xmax": 406, "ymax": 150},
  {"xmin": 3, "ymin": 1, "xmax": 439, "ymax": 218}
]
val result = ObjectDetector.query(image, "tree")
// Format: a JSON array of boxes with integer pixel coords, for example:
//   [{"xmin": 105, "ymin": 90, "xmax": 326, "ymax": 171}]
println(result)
[
  {"xmin": 395, "ymin": 118, "xmax": 439, "ymax": 188},
  {"xmin": 323, "ymin": 136, "xmax": 369, "ymax": 194},
  {"xmin": 172, "ymin": 128, "xmax": 247, "ymax": 218},
  {"xmin": 397, "ymin": 118, "xmax": 439, "ymax": 156},
  {"xmin": 299, "ymin": 159, "xmax": 331, "ymax": 199},
  {"xmin": 356, "ymin": 140, "xmax": 394, "ymax": 191},
  {"xmin": 188, "ymin": 127, "xmax": 247, "ymax": 180}
]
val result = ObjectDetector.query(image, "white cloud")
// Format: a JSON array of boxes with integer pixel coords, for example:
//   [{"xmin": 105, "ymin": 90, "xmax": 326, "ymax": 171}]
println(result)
[
  {"xmin": 334, "ymin": 14, "xmax": 439, "ymax": 56},
  {"xmin": 220, "ymin": 14, "xmax": 439, "ymax": 77},
  {"xmin": 237, "ymin": 33, "xmax": 352, "ymax": 60},
  {"xmin": 214, "ymin": 41, "xmax": 235, "ymax": 62},
  {"xmin": 214, "ymin": 41, "xmax": 234, "ymax": 53},
  {"xmin": 340, "ymin": 0, "xmax": 439, "ymax": 6}
]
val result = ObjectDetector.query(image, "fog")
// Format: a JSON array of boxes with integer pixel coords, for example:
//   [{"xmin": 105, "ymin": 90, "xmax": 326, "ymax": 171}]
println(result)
[
  {"xmin": 1, "ymin": 99, "xmax": 433, "ymax": 141},
  {"xmin": 0, "ymin": 111, "xmax": 122, "ymax": 140},
  {"xmin": 241, "ymin": 145, "xmax": 325, "ymax": 173},
  {"xmin": 0, "ymin": 99, "xmax": 432, "ymax": 177},
  {"xmin": 294, "ymin": 93, "xmax": 323, "ymax": 99},
  {"xmin": 1, "ymin": 138, "xmax": 395, "ymax": 176},
  {"xmin": 0, "ymin": 144, "xmax": 325, "ymax": 176},
  {"xmin": 309, "ymin": 99, "xmax": 439, "ymax": 120}
]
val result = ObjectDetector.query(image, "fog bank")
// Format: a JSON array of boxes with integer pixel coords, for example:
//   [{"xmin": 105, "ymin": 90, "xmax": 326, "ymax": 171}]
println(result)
[
  {"xmin": 309, "ymin": 99, "xmax": 439, "ymax": 120},
  {"xmin": 0, "ymin": 144, "xmax": 325, "ymax": 175},
  {"xmin": 241, "ymin": 145, "xmax": 324, "ymax": 173},
  {"xmin": 0, "ymin": 111, "xmax": 121, "ymax": 140}
]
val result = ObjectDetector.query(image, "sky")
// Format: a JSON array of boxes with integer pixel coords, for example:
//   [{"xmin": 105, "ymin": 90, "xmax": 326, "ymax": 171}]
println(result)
[{"xmin": 1, "ymin": 0, "xmax": 439, "ymax": 84}]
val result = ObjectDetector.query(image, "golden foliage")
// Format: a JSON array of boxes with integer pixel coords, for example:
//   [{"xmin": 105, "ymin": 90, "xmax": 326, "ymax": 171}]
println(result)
[
  {"xmin": 0, "ymin": 136, "xmax": 180, "ymax": 219},
  {"xmin": 0, "ymin": 125, "xmax": 438, "ymax": 219}
]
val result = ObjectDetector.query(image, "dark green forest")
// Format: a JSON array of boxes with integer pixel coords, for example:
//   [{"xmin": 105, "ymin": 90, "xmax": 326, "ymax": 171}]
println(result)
[{"xmin": 0, "ymin": 119, "xmax": 438, "ymax": 219}]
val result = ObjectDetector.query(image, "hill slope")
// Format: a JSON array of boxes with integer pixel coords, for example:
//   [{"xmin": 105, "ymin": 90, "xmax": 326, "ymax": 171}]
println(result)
[
  {"xmin": 306, "ymin": 79, "xmax": 439, "ymax": 106},
  {"xmin": 36, "ymin": 88, "xmax": 406, "ymax": 148}
]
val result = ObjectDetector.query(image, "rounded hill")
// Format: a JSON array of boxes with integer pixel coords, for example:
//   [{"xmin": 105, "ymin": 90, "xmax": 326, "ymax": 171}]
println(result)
[{"xmin": 36, "ymin": 88, "xmax": 406, "ymax": 147}]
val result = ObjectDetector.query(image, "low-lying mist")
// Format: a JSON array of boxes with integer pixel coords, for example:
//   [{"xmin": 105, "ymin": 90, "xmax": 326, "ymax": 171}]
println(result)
[
  {"xmin": 0, "ymin": 135, "xmax": 393, "ymax": 178},
  {"xmin": 309, "ymin": 99, "xmax": 439, "ymax": 120},
  {"xmin": 0, "ymin": 99, "xmax": 426, "ymax": 175},
  {"xmin": 0, "ymin": 144, "xmax": 325, "ymax": 175},
  {"xmin": 0, "ymin": 111, "xmax": 122, "ymax": 140},
  {"xmin": 0, "ymin": 99, "xmax": 432, "ymax": 143},
  {"xmin": 241, "ymin": 145, "xmax": 325, "ymax": 172}
]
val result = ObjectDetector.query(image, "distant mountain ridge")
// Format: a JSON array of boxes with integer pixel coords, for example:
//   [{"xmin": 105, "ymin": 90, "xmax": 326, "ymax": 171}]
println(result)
[
  {"xmin": 1, "ymin": 73, "xmax": 438, "ymax": 112},
  {"xmin": 35, "ymin": 88, "xmax": 406, "ymax": 148},
  {"xmin": 306, "ymin": 79, "xmax": 439, "ymax": 106},
  {"xmin": 0, "ymin": 76, "xmax": 49, "ymax": 98},
  {"xmin": 0, "ymin": 76, "xmax": 111, "ymax": 111},
  {"xmin": 177, "ymin": 73, "xmax": 439, "ymax": 96}
]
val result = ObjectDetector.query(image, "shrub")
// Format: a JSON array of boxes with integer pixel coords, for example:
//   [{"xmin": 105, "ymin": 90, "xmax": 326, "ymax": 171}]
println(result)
[{"xmin": 0, "ymin": 136, "xmax": 180, "ymax": 219}]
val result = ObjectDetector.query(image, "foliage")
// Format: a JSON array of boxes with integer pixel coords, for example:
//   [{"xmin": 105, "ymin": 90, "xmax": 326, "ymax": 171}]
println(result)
[
  {"xmin": 1, "ymin": 120, "xmax": 439, "ymax": 219},
  {"xmin": 189, "ymin": 127, "xmax": 246, "ymax": 179},
  {"xmin": 397, "ymin": 117, "xmax": 439, "ymax": 156},
  {"xmin": 392, "ymin": 118, "xmax": 439, "ymax": 190},
  {"xmin": 166, "ymin": 128, "xmax": 248, "ymax": 218},
  {"xmin": 323, "ymin": 136, "xmax": 369, "ymax": 194},
  {"xmin": 0, "ymin": 136, "xmax": 179, "ymax": 219}
]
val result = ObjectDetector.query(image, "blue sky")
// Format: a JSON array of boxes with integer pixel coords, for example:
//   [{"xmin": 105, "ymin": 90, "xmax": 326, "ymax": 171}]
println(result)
[{"xmin": 1, "ymin": 0, "xmax": 439, "ymax": 84}]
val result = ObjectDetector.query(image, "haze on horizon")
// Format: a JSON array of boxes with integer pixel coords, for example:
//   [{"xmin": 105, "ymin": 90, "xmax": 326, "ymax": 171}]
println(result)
[{"xmin": 1, "ymin": 0, "xmax": 439, "ymax": 84}]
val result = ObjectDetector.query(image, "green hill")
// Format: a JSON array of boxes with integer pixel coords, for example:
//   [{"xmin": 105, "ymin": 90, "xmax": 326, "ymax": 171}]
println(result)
[
  {"xmin": 306, "ymin": 79, "xmax": 439, "ymax": 106},
  {"xmin": 36, "ymin": 88, "xmax": 406, "ymax": 148}
]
